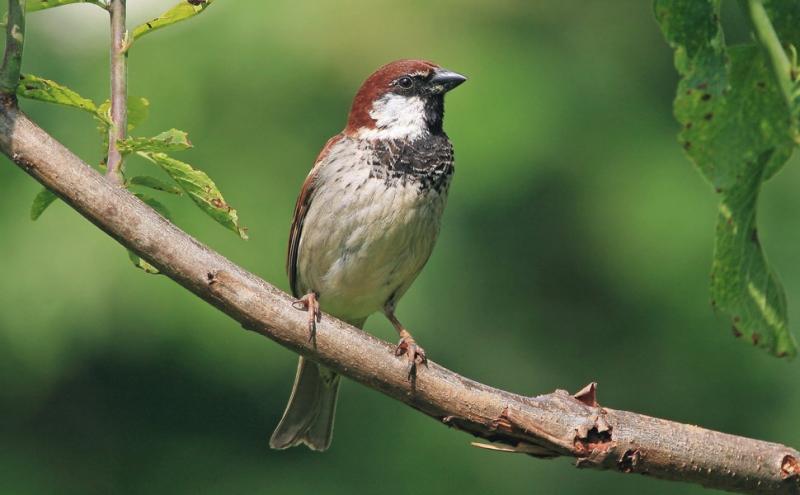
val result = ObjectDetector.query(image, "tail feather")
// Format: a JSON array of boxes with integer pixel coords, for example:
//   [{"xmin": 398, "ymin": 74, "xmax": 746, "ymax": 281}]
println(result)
[{"xmin": 269, "ymin": 357, "xmax": 340, "ymax": 451}]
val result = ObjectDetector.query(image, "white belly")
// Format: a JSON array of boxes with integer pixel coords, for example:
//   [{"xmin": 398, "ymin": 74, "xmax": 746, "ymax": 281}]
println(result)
[{"xmin": 296, "ymin": 161, "xmax": 449, "ymax": 323}]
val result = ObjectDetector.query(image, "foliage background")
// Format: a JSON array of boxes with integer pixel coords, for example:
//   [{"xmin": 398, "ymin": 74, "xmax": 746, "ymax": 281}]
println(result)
[{"xmin": 0, "ymin": 1, "xmax": 798, "ymax": 494}]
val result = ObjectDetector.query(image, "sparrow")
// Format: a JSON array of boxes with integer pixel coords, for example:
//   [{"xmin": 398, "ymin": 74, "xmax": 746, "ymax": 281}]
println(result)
[{"xmin": 269, "ymin": 59, "xmax": 466, "ymax": 451}]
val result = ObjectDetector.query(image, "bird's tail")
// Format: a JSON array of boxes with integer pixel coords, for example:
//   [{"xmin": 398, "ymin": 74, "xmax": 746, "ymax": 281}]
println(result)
[
  {"xmin": 270, "ymin": 315, "xmax": 366, "ymax": 451},
  {"xmin": 269, "ymin": 356, "xmax": 340, "ymax": 451}
]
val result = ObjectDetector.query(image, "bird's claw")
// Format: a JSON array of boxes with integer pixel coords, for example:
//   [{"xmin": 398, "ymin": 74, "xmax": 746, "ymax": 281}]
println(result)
[
  {"xmin": 395, "ymin": 336, "xmax": 427, "ymax": 380},
  {"xmin": 292, "ymin": 292, "xmax": 321, "ymax": 343}
]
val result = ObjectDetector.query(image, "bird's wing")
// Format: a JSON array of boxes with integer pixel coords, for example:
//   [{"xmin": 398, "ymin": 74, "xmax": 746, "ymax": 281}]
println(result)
[{"xmin": 287, "ymin": 134, "xmax": 344, "ymax": 297}]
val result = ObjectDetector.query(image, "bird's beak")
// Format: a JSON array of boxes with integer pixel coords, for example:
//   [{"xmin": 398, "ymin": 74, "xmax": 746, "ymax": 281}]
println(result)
[{"xmin": 430, "ymin": 68, "xmax": 467, "ymax": 93}]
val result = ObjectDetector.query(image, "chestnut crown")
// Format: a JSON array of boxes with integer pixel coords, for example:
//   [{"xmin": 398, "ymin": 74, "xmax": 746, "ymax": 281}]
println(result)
[{"xmin": 345, "ymin": 59, "xmax": 466, "ymax": 139}]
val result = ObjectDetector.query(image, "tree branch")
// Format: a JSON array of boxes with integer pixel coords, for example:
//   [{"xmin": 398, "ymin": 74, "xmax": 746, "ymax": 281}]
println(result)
[
  {"xmin": 1, "ymin": 1, "xmax": 799, "ymax": 491},
  {"xmin": 0, "ymin": 0, "xmax": 24, "ymax": 94},
  {"xmin": 105, "ymin": 0, "xmax": 126, "ymax": 184},
  {"xmin": 0, "ymin": 102, "xmax": 798, "ymax": 495}
]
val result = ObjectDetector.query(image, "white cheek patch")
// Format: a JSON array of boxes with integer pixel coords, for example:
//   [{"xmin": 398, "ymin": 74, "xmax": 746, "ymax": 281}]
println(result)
[{"xmin": 358, "ymin": 94, "xmax": 427, "ymax": 140}]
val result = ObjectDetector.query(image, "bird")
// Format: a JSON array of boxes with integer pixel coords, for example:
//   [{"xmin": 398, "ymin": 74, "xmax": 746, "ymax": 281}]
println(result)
[{"xmin": 269, "ymin": 59, "xmax": 466, "ymax": 451}]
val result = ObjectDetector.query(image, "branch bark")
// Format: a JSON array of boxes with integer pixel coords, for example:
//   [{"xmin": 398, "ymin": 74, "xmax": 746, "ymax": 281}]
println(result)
[
  {"xmin": 0, "ymin": 100, "xmax": 798, "ymax": 495},
  {"xmin": 105, "ymin": 0, "xmax": 126, "ymax": 184}
]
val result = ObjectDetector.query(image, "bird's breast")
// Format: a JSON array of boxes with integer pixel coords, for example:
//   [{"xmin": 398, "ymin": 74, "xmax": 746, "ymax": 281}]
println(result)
[{"xmin": 296, "ymin": 136, "xmax": 453, "ymax": 322}]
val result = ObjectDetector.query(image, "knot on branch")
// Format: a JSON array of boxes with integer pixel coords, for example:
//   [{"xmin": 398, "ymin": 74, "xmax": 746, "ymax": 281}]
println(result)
[
  {"xmin": 206, "ymin": 269, "xmax": 242, "ymax": 302},
  {"xmin": 571, "ymin": 382, "xmax": 615, "ymax": 466},
  {"xmin": 617, "ymin": 448, "xmax": 642, "ymax": 473},
  {"xmin": 490, "ymin": 406, "xmax": 515, "ymax": 432},
  {"xmin": 782, "ymin": 454, "xmax": 800, "ymax": 481},
  {"xmin": 206, "ymin": 269, "xmax": 238, "ymax": 290},
  {"xmin": 573, "ymin": 417, "xmax": 613, "ymax": 463}
]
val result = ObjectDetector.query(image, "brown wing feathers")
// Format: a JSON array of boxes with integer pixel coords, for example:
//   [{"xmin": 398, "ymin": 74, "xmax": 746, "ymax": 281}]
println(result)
[{"xmin": 286, "ymin": 134, "xmax": 343, "ymax": 297}]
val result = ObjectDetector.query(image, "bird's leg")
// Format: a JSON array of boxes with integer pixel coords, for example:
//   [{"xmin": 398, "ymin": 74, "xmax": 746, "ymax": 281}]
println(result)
[
  {"xmin": 384, "ymin": 307, "xmax": 427, "ymax": 379},
  {"xmin": 292, "ymin": 292, "xmax": 321, "ymax": 342}
]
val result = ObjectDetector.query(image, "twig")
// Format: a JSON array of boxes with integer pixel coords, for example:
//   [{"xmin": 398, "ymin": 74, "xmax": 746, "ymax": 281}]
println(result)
[
  {"xmin": 0, "ymin": 104, "xmax": 798, "ymax": 495},
  {"xmin": 0, "ymin": 0, "xmax": 24, "ymax": 94},
  {"xmin": 744, "ymin": 0, "xmax": 795, "ymax": 110},
  {"xmin": 105, "ymin": 0, "xmax": 127, "ymax": 184}
]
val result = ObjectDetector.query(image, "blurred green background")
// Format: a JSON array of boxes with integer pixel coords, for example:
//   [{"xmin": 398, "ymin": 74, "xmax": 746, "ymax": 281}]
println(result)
[{"xmin": 1, "ymin": 1, "xmax": 798, "ymax": 494}]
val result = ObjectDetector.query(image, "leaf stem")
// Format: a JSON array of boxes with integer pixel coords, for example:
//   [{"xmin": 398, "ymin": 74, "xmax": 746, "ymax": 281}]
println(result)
[
  {"xmin": 0, "ymin": 0, "xmax": 25, "ymax": 95},
  {"xmin": 743, "ymin": 0, "xmax": 794, "ymax": 111},
  {"xmin": 105, "ymin": 0, "xmax": 127, "ymax": 185}
]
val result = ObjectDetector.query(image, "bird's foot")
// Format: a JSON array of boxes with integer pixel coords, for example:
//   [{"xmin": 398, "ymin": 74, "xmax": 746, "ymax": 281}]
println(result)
[
  {"xmin": 395, "ymin": 330, "xmax": 427, "ymax": 380},
  {"xmin": 292, "ymin": 292, "xmax": 321, "ymax": 342}
]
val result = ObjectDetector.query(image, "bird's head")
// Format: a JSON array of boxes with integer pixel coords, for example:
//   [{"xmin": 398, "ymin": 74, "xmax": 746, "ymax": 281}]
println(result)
[{"xmin": 345, "ymin": 59, "xmax": 466, "ymax": 141}]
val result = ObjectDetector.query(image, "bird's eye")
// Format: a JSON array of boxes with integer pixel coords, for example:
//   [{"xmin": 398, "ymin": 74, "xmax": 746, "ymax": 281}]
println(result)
[{"xmin": 396, "ymin": 77, "xmax": 413, "ymax": 89}]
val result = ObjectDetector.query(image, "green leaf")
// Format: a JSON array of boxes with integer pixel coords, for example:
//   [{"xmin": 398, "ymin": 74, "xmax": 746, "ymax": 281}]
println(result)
[
  {"xmin": 655, "ymin": 0, "xmax": 722, "ymax": 62},
  {"xmin": 130, "ymin": 0, "xmax": 214, "ymax": 46},
  {"xmin": 138, "ymin": 152, "xmax": 248, "ymax": 240},
  {"xmin": 656, "ymin": 0, "xmax": 798, "ymax": 357},
  {"xmin": 26, "ymin": 0, "xmax": 106, "ymax": 12},
  {"xmin": 16, "ymin": 74, "xmax": 97, "ymax": 113},
  {"xmin": 0, "ymin": 0, "xmax": 67, "ymax": 28},
  {"xmin": 96, "ymin": 96, "xmax": 150, "ymax": 131},
  {"xmin": 128, "ymin": 250, "xmax": 160, "ymax": 274},
  {"xmin": 128, "ymin": 175, "xmax": 183, "ymax": 195},
  {"xmin": 712, "ymin": 153, "xmax": 794, "ymax": 354},
  {"xmin": 30, "ymin": 188, "xmax": 57, "ymax": 220},
  {"xmin": 118, "ymin": 129, "xmax": 192, "ymax": 154},
  {"xmin": 126, "ymin": 97, "xmax": 151, "ymax": 130}
]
